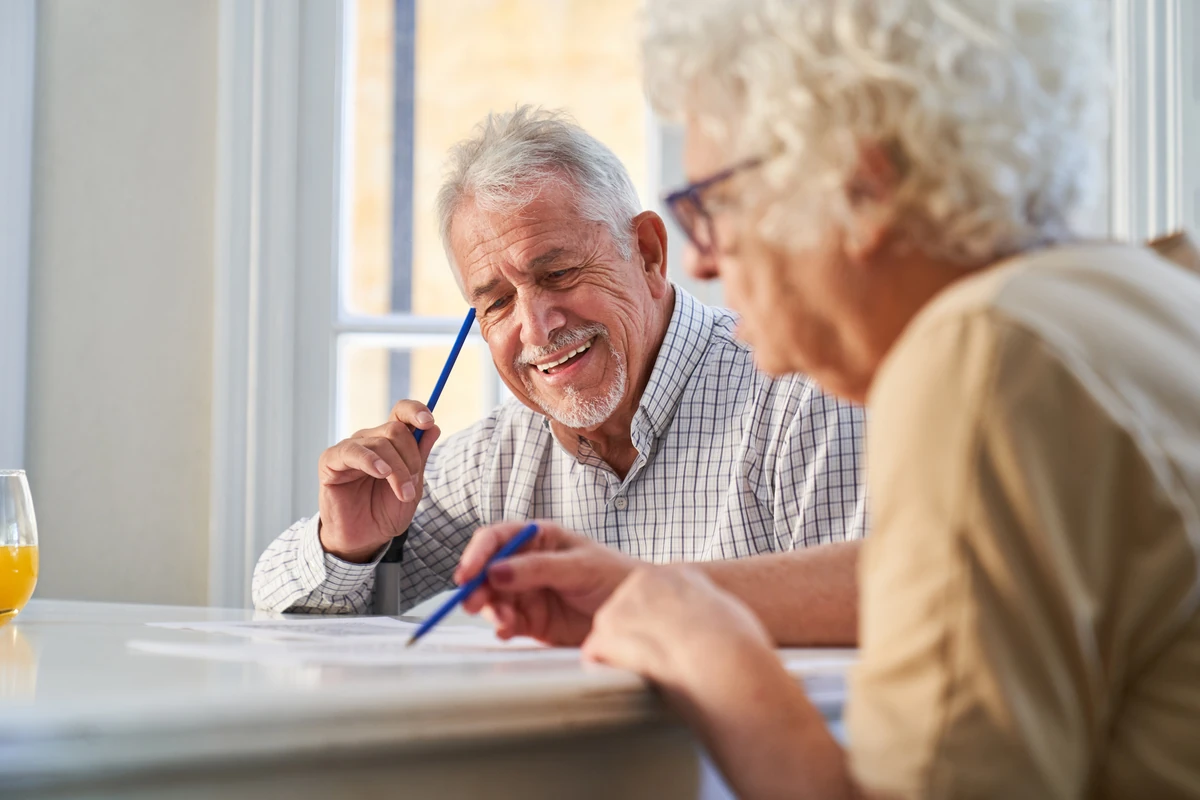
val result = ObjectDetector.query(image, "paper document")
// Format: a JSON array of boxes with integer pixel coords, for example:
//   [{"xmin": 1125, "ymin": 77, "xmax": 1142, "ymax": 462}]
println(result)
[
  {"xmin": 135, "ymin": 619, "xmax": 859, "ymax": 675},
  {"xmin": 136, "ymin": 616, "xmax": 578, "ymax": 667},
  {"xmin": 127, "ymin": 638, "xmax": 581, "ymax": 666},
  {"xmin": 148, "ymin": 616, "xmax": 521, "ymax": 643}
]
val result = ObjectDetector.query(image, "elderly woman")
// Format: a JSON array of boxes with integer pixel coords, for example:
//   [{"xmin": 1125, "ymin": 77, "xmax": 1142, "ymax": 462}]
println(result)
[{"xmin": 458, "ymin": 0, "xmax": 1200, "ymax": 796}]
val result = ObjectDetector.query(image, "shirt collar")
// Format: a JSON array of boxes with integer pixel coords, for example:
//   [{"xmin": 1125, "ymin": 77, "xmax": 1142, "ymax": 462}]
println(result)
[{"xmin": 631, "ymin": 285, "xmax": 716, "ymax": 443}]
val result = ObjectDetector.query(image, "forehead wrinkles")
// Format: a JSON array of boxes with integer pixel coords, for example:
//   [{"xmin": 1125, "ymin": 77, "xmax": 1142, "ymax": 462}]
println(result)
[
  {"xmin": 462, "ymin": 213, "xmax": 566, "ymax": 273},
  {"xmin": 461, "ymin": 211, "xmax": 610, "ymax": 287}
]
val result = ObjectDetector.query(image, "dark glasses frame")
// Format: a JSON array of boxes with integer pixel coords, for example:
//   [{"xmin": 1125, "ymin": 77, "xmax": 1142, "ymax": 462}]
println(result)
[{"xmin": 663, "ymin": 157, "xmax": 763, "ymax": 256}]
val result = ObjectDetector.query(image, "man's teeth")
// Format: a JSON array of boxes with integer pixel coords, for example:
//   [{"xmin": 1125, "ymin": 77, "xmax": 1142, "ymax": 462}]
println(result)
[{"xmin": 537, "ymin": 339, "xmax": 594, "ymax": 373}]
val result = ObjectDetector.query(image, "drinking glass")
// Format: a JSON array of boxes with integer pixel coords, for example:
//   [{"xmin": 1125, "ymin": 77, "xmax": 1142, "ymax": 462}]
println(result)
[{"xmin": 0, "ymin": 471, "xmax": 38, "ymax": 624}]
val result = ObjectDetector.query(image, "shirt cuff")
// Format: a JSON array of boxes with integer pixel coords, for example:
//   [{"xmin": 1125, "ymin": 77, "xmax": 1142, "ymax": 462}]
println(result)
[{"xmin": 300, "ymin": 515, "xmax": 389, "ymax": 589}]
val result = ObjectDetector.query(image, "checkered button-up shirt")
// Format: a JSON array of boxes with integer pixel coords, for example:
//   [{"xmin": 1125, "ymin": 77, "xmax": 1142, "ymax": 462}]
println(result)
[{"xmin": 253, "ymin": 287, "xmax": 867, "ymax": 614}]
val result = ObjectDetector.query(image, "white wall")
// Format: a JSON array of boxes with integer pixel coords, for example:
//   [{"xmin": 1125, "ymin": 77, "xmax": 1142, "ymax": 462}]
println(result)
[
  {"xmin": 0, "ymin": 2, "xmax": 36, "ymax": 470},
  {"xmin": 26, "ymin": 0, "xmax": 217, "ymax": 606}
]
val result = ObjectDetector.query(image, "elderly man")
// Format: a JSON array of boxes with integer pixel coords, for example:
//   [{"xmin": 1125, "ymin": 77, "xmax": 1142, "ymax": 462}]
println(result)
[
  {"xmin": 460, "ymin": 1, "xmax": 1200, "ymax": 798},
  {"xmin": 253, "ymin": 106, "xmax": 865, "ymax": 637}
]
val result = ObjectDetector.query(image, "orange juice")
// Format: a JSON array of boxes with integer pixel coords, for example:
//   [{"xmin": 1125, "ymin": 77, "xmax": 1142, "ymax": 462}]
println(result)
[{"xmin": 0, "ymin": 546, "xmax": 37, "ymax": 622}]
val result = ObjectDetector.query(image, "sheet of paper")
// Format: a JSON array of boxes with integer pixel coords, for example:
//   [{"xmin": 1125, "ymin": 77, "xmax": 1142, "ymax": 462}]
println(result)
[
  {"xmin": 148, "ymin": 616, "xmax": 548, "ymax": 648},
  {"xmin": 152, "ymin": 616, "xmax": 425, "ymax": 641},
  {"xmin": 139, "ymin": 619, "xmax": 859, "ymax": 673},
  {"xmin": 128, "ymin": 638, "xmax": 581, "ymax": 667},
  {"xmin": 139, "ymin": 616, "xmax": 574, "ymax": 666}
]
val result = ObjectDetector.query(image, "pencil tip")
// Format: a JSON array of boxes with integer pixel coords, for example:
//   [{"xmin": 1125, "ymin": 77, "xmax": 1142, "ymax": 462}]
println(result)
[{"xmin": 405, "ymin": 637, "xmax": 417, "ymax": 648}]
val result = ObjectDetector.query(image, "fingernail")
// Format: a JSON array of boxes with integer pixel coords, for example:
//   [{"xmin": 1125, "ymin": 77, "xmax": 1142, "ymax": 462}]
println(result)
[
  {"xmin": 410, "ymin": 475, "xmax": 421, "ymax": 487},
  {"xmin": 374, "ymin": 460, "xmax": 391, "ymax": 476},
  {"xmin": 417, "ymin": 412, "xmax": 434, "ymax": 425},
  {"xmin": 489, "ymin": 563, "xmax": 514, "ymax": 585},
  {"xmin": 400, "ymin": 483, "xmax": 416, "ymax": 502}
]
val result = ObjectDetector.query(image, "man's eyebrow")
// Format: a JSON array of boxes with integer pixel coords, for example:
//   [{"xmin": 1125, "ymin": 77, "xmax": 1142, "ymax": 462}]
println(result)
[
  {"xmin": 469, "ymin": 278, "xmax": 501, "ymax": 303},
  {"xmin": 469, "ymin": 248, "xmax": 571, "ymax": 302},
  {"xmin": 526, "ymin": 247, "xmax": 568, "ymax": 271}
]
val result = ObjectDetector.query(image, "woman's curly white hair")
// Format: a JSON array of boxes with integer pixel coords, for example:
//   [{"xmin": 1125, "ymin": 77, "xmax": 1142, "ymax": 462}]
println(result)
[{"xmin": 644, "ymin": 0, "xmax": 1109, "ymax": 264}]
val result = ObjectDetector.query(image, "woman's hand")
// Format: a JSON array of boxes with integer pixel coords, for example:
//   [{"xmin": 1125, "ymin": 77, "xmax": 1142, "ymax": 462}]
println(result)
[
  {"xmin": 582, "ymin": 565, "xmax": 774, "ymax": 693},
  {"xmin": 583, "ymin": 565, "xmax": 859, "ymax": 800},
  {"xmin": 456, "ymin": 520, "xmax": 639, "ymax": 646}
]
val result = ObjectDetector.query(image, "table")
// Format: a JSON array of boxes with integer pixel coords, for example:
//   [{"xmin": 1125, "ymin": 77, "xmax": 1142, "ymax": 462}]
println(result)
[{"xmin": 0, "ymin": 600, "xmax": 850, "ymax": 799}]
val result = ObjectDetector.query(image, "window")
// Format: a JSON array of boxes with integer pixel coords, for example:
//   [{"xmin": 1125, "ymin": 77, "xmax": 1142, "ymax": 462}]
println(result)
[{"xmin": 338, "ymin": 0, "xmax": 653, "ymax": 442}]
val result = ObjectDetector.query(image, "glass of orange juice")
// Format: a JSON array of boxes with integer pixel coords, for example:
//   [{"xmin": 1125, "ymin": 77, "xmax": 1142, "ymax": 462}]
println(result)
[{"xmin": 0, "ymin": 470, "xmax": 38, "ymax": 625}]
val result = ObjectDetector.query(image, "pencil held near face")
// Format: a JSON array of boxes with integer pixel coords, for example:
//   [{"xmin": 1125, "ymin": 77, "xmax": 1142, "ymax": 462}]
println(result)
[
  {"xmin": 319, "ymin": 306, "xmax": 474, "ymax": 562},
  {"xmin": 413, "ymin": 307, "xmax": 477, "ymax": 445},
  {"xmin": 316, "ymin": 399, "xmax": 443, "ymax": 563}
]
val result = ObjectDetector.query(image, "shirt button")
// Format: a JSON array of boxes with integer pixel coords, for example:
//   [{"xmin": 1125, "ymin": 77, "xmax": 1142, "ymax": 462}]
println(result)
[{"xmin": 614, "ymin": 496, "xmax": 628, "ymax": 510}]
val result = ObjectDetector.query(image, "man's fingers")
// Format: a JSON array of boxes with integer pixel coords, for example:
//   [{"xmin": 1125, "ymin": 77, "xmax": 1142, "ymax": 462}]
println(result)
[
  {"xmin": 322, "ymin": 439, "xmax": 417, "ymax": 503},
  {"xmin": 357, "ymin": 436, "xmax": 418, "ymax": 502},
  {"xmin": 389, "ymin": 399, "xmax": 436, "ymax": 431},
  {"xmin": 321, "ymin": 441, "xmax": 400, "ymax": 484},
  {"xmin": 416, "ymin": 424, "xmax": 441, "ymax": 462},
  {"xmin": 341, "ymin": 415, "xmax": 439, "ymax": 501},
  {"xmin": 377, "ymin": 421, "xmax": 426, "ymax": 478}
]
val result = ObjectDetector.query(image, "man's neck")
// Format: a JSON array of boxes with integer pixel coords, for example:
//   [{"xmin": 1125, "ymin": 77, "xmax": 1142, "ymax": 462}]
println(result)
[{"xmin": 550, "ymin": 417, "xmax": 640, "ymax": 479}]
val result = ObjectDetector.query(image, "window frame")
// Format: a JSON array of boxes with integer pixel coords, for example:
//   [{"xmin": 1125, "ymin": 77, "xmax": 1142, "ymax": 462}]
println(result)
[
  {"xmin": 1110, "ymin": 0, "xmax": 1199, "ymax": 240},
  {"xmin": 210, "ymin": 0, "xmax": 340, "ymax": 608}
]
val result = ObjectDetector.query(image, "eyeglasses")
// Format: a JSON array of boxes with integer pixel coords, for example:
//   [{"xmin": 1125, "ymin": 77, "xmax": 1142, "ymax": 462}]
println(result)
[{"xmin": 663, "ymin": 157, "xmax": 763, "ymax": 257}]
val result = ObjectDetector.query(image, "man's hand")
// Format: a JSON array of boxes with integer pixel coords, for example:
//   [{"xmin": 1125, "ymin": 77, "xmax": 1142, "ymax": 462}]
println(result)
[
  {"xmin": 456, "ymin": 521, "xmax": 639, "ymax": 646},
  {"xmin": 317, "ymin": 400, "xmax": 441, "ymax": 562}
]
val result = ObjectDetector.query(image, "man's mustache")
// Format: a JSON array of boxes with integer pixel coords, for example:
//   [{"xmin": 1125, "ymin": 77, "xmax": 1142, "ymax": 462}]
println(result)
[{"xmin": 514, "ymin": 323, "xmax": 608, "ymax": 367}]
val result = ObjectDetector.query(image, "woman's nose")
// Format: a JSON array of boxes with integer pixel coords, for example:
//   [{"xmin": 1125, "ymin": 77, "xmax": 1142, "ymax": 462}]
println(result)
[{"xmin": 684, "ymin": 242, "xmax": 720, "ymax": 280}]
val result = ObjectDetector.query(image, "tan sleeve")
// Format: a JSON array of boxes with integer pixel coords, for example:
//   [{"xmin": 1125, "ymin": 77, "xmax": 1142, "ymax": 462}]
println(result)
[{"xmin": 848, "ymin": 311, "xmax": 1114, "ymax": 799}]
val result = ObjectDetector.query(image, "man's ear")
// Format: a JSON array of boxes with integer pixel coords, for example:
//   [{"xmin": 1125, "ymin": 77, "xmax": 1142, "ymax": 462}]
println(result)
[
  {"xmin": 844, "ymin": 141, "xmax": 899, "ymax": 263},
  {"xmin": 632, "ymin": 210, "xmax": 670, "ymax": 298}
]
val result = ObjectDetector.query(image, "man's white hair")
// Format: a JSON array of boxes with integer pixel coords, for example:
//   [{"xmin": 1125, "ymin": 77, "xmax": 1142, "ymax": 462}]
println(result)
[
  {"xmin": 436, "ymin": 106, "xmax": 642, "ymax": 284},
  {"xmin": 644, "ymin": 0, "xmax": 1109, "ymax": 265}
]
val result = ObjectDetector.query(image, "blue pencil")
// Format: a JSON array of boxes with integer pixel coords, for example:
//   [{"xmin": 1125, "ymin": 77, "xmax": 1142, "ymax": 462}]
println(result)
[
  {"xmin": 406, "ymin": 522, "xmax": 540, "ymax": 647},
  {"xmin": 413, "ymin": 307, "xmax": 476, "ymax": 444}
]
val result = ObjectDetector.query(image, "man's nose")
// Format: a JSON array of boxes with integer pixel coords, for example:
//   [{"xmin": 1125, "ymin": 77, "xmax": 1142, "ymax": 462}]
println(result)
[{"xmin": 517, "ymin": 294, "xmax": 567, "ymax": 347}]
